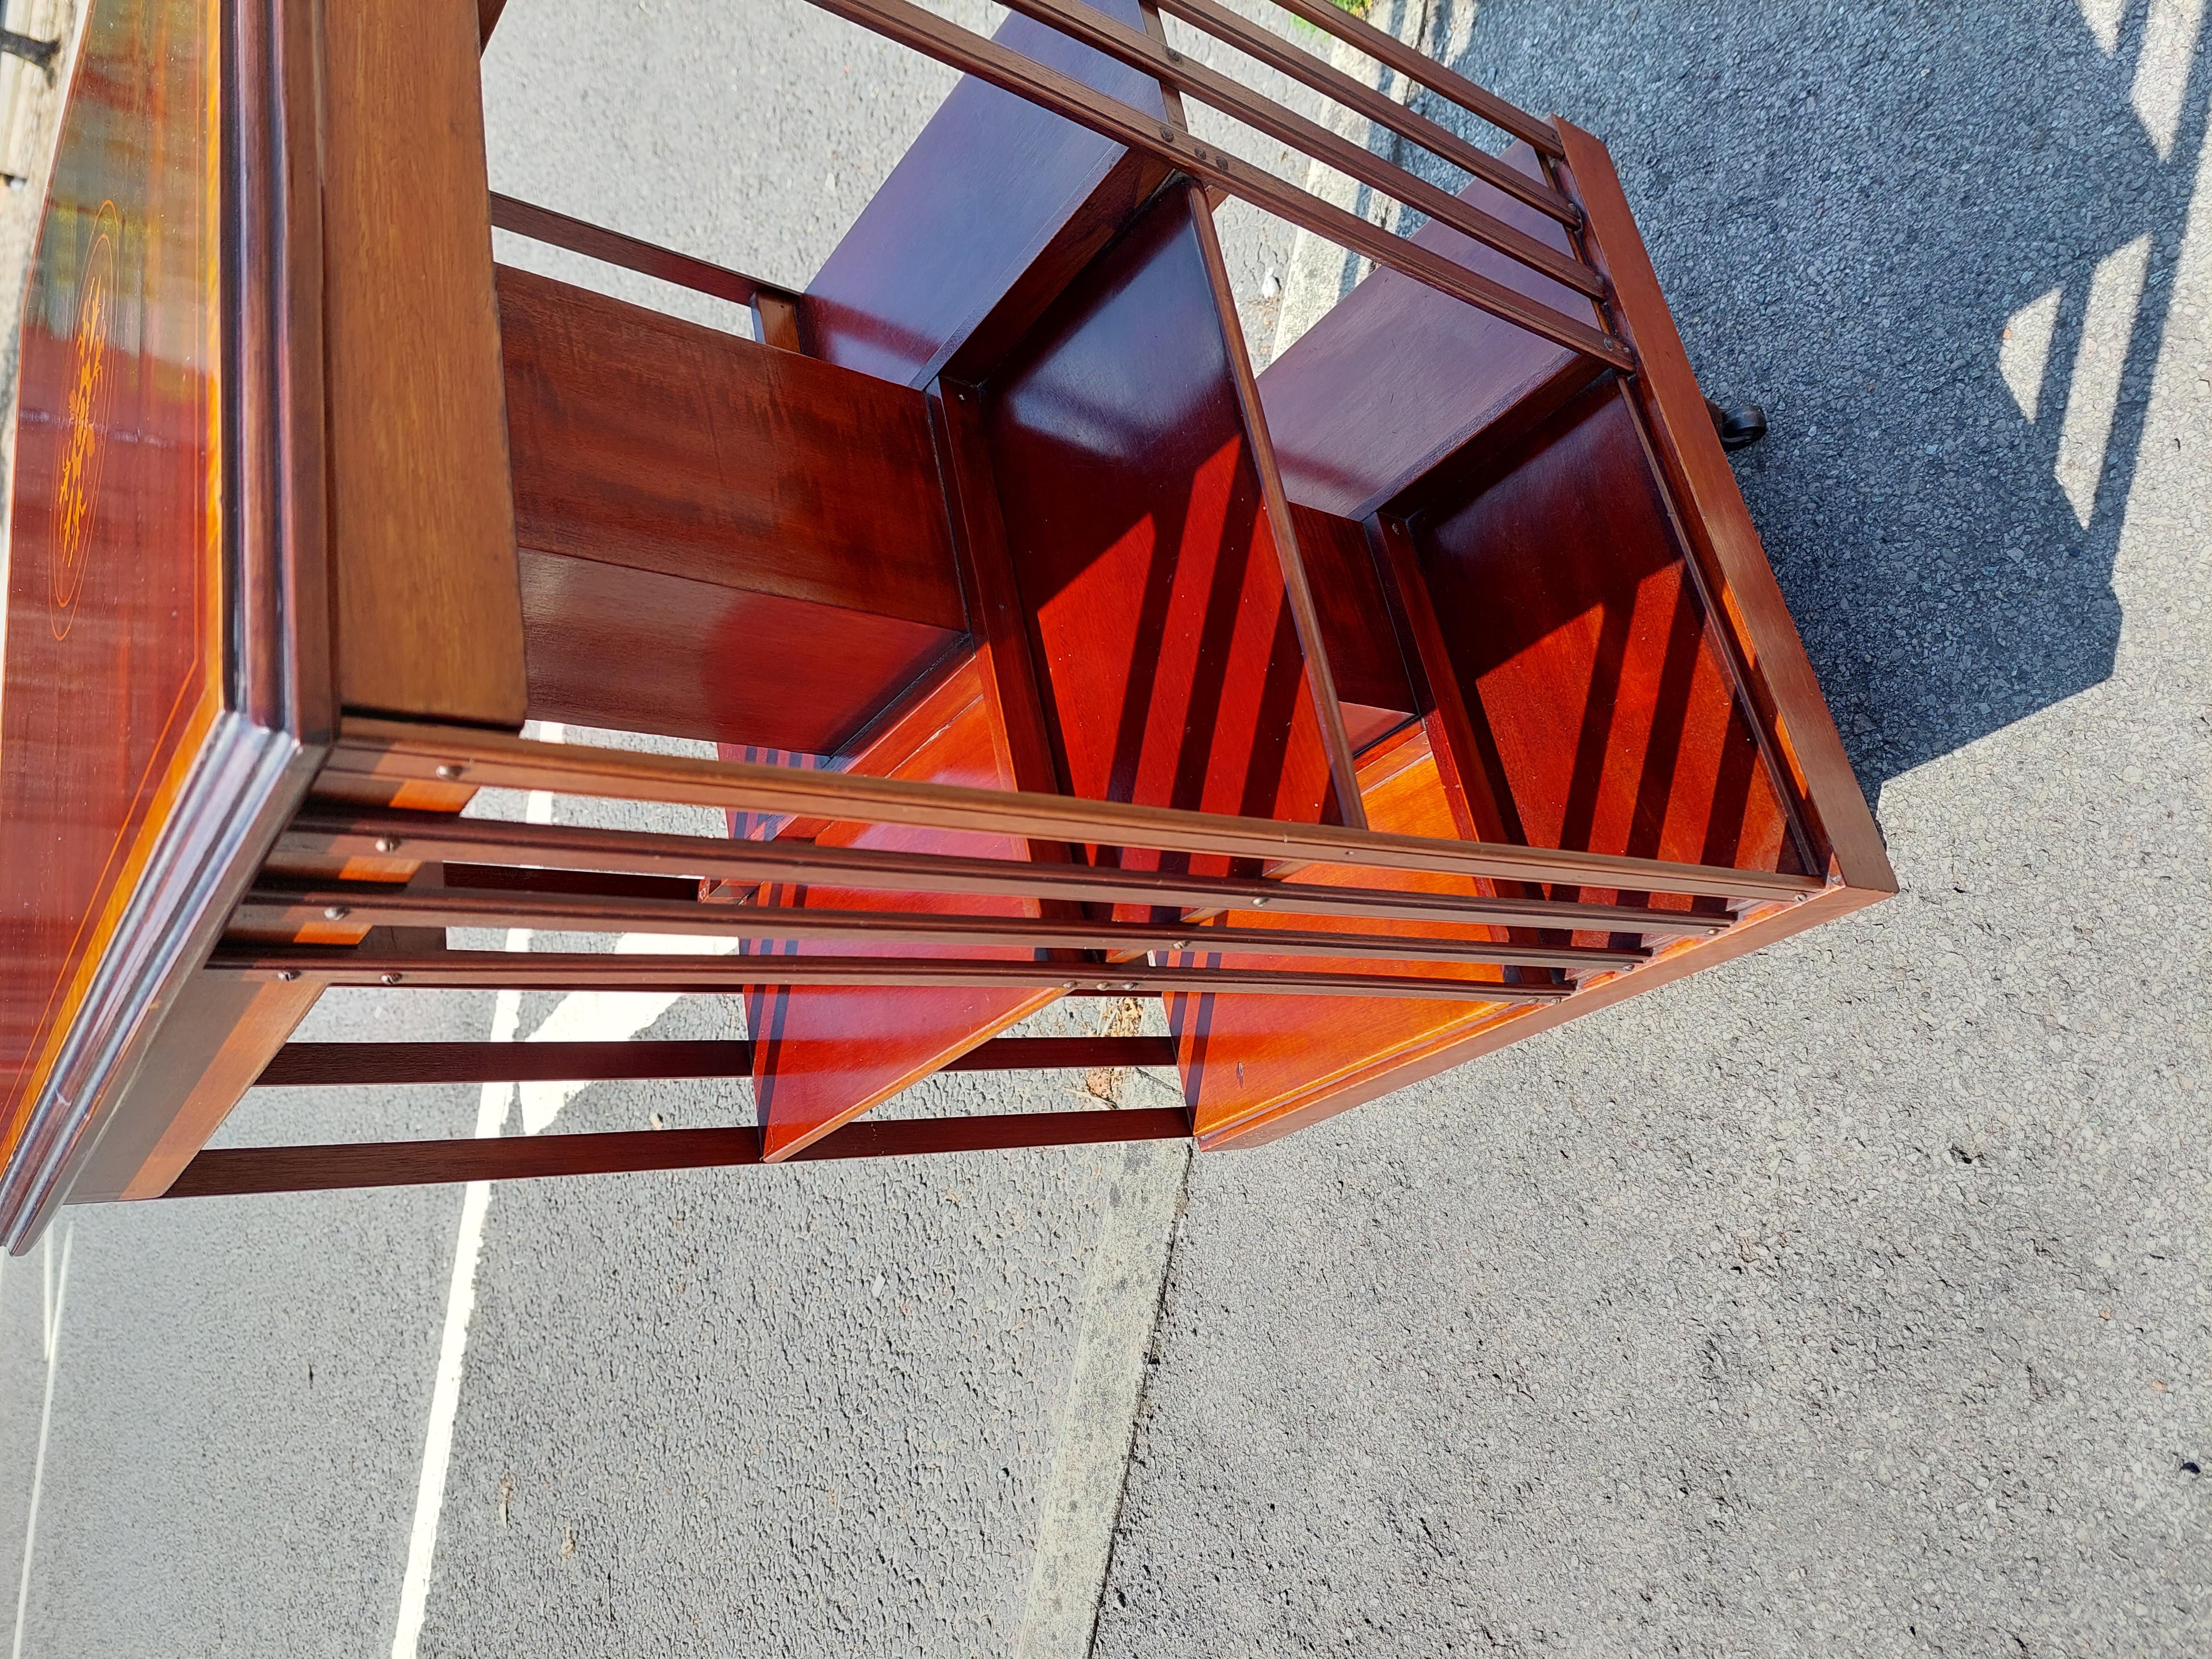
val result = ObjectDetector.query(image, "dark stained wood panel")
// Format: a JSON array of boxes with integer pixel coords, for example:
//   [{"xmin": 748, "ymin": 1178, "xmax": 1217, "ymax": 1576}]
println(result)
[
  {"xmin": 165, "ymin": 1106, "xmax": 1196, "ymax": 1198},
  {"xmin": 0, "ymin": 0, "xmax": 227, "ymax": 1161},
  {"xmin": 985, "ymin": 190, "xmax": 1343, "ymax": 853},
  {"xmin": 499, "ymin": 265, "xmax": 964, "ymax": 631},
  {"xmin": 802, "ymin": 0, "xmax": 1169, "ymax": 387},
  {"xmin": 1255, "ymin": 143, "xmax": 1596, "ymax": 522},
  {"xmin": 1417, "ymin": 385, "xmax": 1795, "ymax": 877},
  {"xmin": 1287, "ymin": 501, "xmax": 1416, "ymax": 724},
  {"xmin": 324, "ymin": 0, "xmax": 526, "ymax": 726},
  {"xmin": 517, "ymin": 548, "xmax": 963, "ymax": 753}
]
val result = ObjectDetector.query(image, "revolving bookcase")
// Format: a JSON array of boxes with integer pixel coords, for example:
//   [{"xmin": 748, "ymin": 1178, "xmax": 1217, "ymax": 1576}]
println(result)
[{"xmin": 0, "ymin": 0, "xmax": 1893, "ymax": 1247}]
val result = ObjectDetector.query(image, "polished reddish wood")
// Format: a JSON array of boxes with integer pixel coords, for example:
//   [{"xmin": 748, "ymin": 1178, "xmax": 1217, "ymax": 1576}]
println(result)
[
  {"xmin": 1257, "ymin": 145, "xmax": 1597, "ymax": 522},
  {"xmin": 1553, "ymin": 121, "xmax": 1891, "ymax": 891},
  {"xmin": 1, "ymin": 0, "xmax": 228, "ymax": 1160},
  {"xmin": 987, "ymin": 0, "xmax": 1603, "ymax": 301},
  {"xmin": 1150, "ymin": 0, "xmax": 1572, "ymax": 224},
  {"xmin": 1180, "ymin": 384, "xmax": 1805, "ymax": 1139},
  {"xmin": 1418, "ymin": 381, "xmax": 1799, "ymax": 880},
  {"xmin": 256, "ymin": 1035, "xmax": 1179, "ymax": 1087},
  {"xmin": 233, "ymin": 882, "xmax": 1645, "ymax": 969},
  {"xmin": 1185, "ymin": 190, "xmax": 1366, "ymax": 823},
  {"xmin": 165, "ymin": 1106, "xmax": 1197, "ymax": 1198},
  {"xmin": 498, "ymin": 264, "xmax": 970, "ymax": 748},
  {"xmin": 803, "ymin": 0, "xmax": 1170, "ymax": 386},
  {"xmin": 500, "ymin": 265, "xmax": 962, "ymax": 625},
  {"xmin": 806, "ymin": 0, "xmax": 1629, "ymax": 367},
  {"xmin": 928, "ymin": 377, "xmax": 1085, "ymax": 905},
  {"xmin": 747, "ymin": 657, "xmax": 1064, "ymax": 1162},
  {"xmin": 281, "ymin": 809, "xmax": 1728, "ymax": 935},
  {"xmin": 72, "ymin": 976, "xmax": 320, "ymax": 1204},
  {"xmin": 212, "ymin": 945, "xmax": 1571, "ymax": 1001},
  {"xmin": 489, "ymin": 192, "xmax": 796, "ymax": 314},
  {"xmin": 1183, "ymin": 127, "xmax": 1896, "ymax": 1149},
  {"xmin": 322, "ymin": 718, "xmax": 1823, "ymax": 900},
  {"xmin": 986, "ymin": 188, "xmax": 1349, "ymax": 856},
  {"xmin": 517, "ymin": 548, "xmax": 963, "ymax": 753},
  {"xmin": 1215, "ymin": 881, "xmax": 1884, "ymax": 1150},
  {"xmin": 2, "ymin": 0, "xmax": 1894, "ymax": 1222},
  {"xmin": 325, "ymin": 0, "xmax": 525, "ymax": 727},
  {"xmin": 1286, "ymin": 502, "xmax": 1416, "ymax": 751},
  {"xmin": 1180, "ymin": 736, "xmax": 1544, "ymax": 1141}
]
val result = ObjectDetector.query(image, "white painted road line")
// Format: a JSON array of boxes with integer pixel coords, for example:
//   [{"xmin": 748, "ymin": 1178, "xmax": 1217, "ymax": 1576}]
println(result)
[
  {"xmin": 390, "ymin": 728, "xmax": 757, "ymax": 1655},
  {"xmin": 11, "ymin": 1223, "xmax": 72, "ymax": 1659},
  {"xmin": 391, "ymin": 733, "xmax": 563, "ymax": 1659},
  {"xmin": 1015, "ymin": 1139, "xmax": 1187, "ymax": 1659}
]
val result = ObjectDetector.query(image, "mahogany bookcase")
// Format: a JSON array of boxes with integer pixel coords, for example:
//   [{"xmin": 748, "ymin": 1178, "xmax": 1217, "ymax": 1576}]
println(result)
[{"xmin": 0, "ymin": 0, "xmax": 1892, "ymax": 1249}]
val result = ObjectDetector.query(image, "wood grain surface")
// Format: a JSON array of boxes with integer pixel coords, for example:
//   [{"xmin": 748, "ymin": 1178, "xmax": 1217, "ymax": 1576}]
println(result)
[
  {"xmin": 747, "ymin": 658, "xmax": 1065, "ymax": 1163},
  {"xmin": 324, "ymin": 0, "xmax": 525, "ymax": 726},
  {"xmin": 1417, "ymin": 381, "xmax": 1798, "ymax": 881},
  {"xmin": 1554, "ymin": 121, "xmax": 1893, "ymax": 892},
  {"xmin": 803, "ymin": 0, "xmax": 1169, "ymax": 386},
  {"xmin": 517, "ymin": 547, "xmax": 963, "ymax": 753},
  {"xmin": 1256, "ymin": 144, "xmax": 1599, "ymax": 521},
  {"xmin": 986, "ymin": 189, "xmax": 1347, "ymax": 864},
  {"xmin": 500, "ymin": 265, "xmax": 963, "ymax": 628},
  {"xmin": 0, "ymin": 0, "xmax": 228, "ymax": 1160}
]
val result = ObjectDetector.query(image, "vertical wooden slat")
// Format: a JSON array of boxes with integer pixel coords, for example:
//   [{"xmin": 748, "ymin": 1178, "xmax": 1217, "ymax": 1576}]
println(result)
[
  {"xmin": 323, "ymin": 0, "xmax": 527, "ymax": 728},
  {"xmin": 1186, "ymin": 184, "xmax": 1366, "ymax": 829},
  {"xmin": 1550, "ymin": 122, "xmax": 1892, "ymax": 892},
  {"xmin": 1362, "ymin": 513, "xmax": 1521, "ymax": 846},
  {"xmin": 751, "ymin": 292, "xmax": 804, "ymax": 352}
]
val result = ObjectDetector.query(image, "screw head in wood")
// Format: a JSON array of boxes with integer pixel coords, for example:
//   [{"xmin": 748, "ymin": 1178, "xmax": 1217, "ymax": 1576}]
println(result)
[
  {"xmin": 435, "ymin": 763, "xmax": 465, "ymax": 780},
  {"xmin": 276, "ymin": 969, "xmax": 299, "ymax": 982},
  {"xmin": 374, "ymin": 837, "xmax": 401, "ymax": 854},
  {"xmin": 379, "ymin": 973, "xmax": 403, "ymax": 986},
  {"xmin": 1172, "ymin": 939, "xmax": 1191, "ymax": 950},
  {"xmin": 323, "ymin": 905, "xmax": 350, "ymax": 921},
  {"xmin": 1250, "ymin": 896, "xmax": 1271, "ymax": 906}
]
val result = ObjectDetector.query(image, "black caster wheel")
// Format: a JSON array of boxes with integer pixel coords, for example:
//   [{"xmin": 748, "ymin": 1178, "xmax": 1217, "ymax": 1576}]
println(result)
[{"xmin": 1705, "ymin": 398, "xmax": 1768, "ymax": 452}]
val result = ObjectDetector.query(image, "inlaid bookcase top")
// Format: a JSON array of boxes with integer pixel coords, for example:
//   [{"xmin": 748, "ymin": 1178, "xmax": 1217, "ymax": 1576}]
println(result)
[{"xmin": 0, "ymin": 0, "xmax": 1891, "ymax": 1248}]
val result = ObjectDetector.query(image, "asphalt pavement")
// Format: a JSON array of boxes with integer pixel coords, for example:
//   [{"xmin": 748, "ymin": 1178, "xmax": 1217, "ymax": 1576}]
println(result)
[{"xmin": 0, "ymin": 0, "xmax": 2206, "ymax": 1654}]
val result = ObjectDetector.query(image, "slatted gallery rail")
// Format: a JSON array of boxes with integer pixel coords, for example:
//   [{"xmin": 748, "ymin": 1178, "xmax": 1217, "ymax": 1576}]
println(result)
[
  {"xmin": 190, "ymin": 720, "xmax": 1830, "ymax": 1198},
  {"xmin": 227, "ymin": 720, "xmax": 1819, "ymax": 997},
  {"xmin": 492, "ymin": 0, "xmax": 1627, "ymax": 366}
]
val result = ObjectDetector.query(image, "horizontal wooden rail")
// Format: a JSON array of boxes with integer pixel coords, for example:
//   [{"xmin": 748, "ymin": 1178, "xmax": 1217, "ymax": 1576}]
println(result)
[
  {"xmin": 255, "ymin": 1035, "xmax": 1179, "ymax": 1087},
  {"xmin": 209, "ymin": 948, "xmax": 1574, "ymax": 1002},
  {"xmin": 488, "ymin": 191, "xmax": 796, "ymax": 310},
  {"xmin": 283, "ymin": 811, "xmax": 1733, "ymax": 937},
  {"xmin": 1152, "ymin": 0, "xmax": 1576, "ymax": 226},
  {"xmin": 234, "ymin": 885, "xmax": 1651, "ymax": 972},
  {"xmin": 791, "ymin": 0, "xmax": 1630, "ymax": 366},
  {"xmin": 991, "ymin": 0, "xmax": 1600, "ymax": 298},
  {"xmin": 325, "ymin": 721, "xmax": 1824, "ymax": 903},
  {"xmin": 162, "ymin": 1107, "xmax": 1196, "ymax": 1198},
  {"xmin": 1258, "ymin": 0, "xmax": 1564, "ymax": 158}
]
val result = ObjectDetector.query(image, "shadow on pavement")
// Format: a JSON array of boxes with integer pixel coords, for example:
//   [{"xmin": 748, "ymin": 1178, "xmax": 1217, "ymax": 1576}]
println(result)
[{"xmin": 1404, "ymin": 0, "xmax": 2205, "ymax": 799}]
